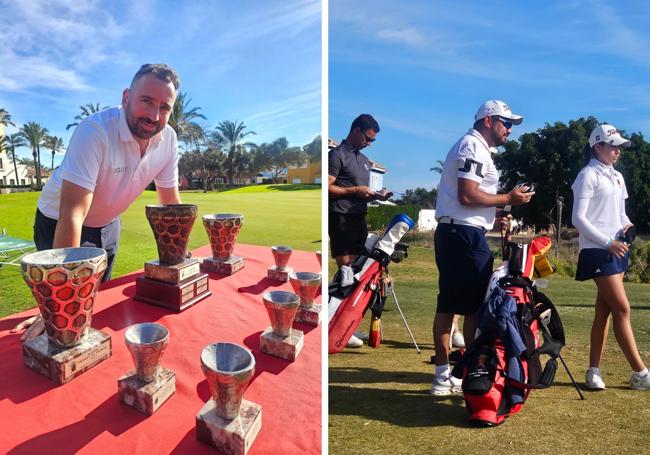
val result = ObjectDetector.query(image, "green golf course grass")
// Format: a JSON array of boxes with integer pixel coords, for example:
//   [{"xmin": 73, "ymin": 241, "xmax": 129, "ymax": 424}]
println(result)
[
  {"xmin": 329, "ymin": 246, "xmax": 650, "ymax": 453},
  {"xmin": 0, "ymin": 185, "xmax": 321, "ymax": 318}
]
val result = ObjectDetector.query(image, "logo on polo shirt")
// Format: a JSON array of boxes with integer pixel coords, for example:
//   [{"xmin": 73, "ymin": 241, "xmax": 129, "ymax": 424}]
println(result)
[{"xmin": 113, "ymin": 166, "xmax": 127, "ymax": 174}]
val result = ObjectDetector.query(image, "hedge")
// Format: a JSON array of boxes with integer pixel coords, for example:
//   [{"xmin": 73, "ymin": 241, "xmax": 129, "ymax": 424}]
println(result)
[{"xmin": 366, "ymin": 204, "xmax": 420, "ymax": 231}]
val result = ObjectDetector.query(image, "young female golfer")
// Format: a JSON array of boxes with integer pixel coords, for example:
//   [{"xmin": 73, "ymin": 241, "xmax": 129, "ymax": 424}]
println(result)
[{"xmin": 571, "ymin": 123, "xmax": 650, "ymax": 391}]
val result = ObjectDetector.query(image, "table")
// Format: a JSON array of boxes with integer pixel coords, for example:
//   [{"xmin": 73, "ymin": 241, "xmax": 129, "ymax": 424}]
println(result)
[{"xmin": 0, "ymin": 244, "xmax": 322, "ymax": 454}]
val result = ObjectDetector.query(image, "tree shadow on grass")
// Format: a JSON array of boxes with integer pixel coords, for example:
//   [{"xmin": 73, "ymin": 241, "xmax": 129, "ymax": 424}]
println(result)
[
  {"xmin": 266, "ymin": 184, "xmax": 320, "ymax": 191},
  {"xmin": 329, "ymin": 381, "xmax": 468, "ymax": 428}
]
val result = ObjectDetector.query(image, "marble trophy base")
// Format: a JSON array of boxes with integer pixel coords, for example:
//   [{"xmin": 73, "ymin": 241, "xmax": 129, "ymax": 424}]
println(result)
[
  {"xmin": 294, "ymin": 303, "xmax": 322, "ymax": 326},
  {"xmin": 118, "ymin": 367, "xmax": 176, "ymax": 415},
  {"xmin": 196, "ymin": 399, "xmax": 262, "ymax": 455},
  {"xmin": 259, "ymin": 326, "xmax": 304, "ymax": 362},
  {"xmin": 22, "ymin": 328, "xmax": 112, "ymax": 385},
  {"xmin": 135, "ymin": 273, "xmax": 211, "ymax": 312},
  {"xmin": 267, "ymin": 266, "xmax": 293, "ymax": 283},
  {"xmin": 201, "ymin": 256, "xmax": 244, "ymax": 275},
  {"xmin": 144, "ymin": 258, "xmax": 201, "ymax": 284}
]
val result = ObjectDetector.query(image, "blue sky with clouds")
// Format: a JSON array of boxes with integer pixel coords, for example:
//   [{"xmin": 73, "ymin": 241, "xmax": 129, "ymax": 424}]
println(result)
[
  {"xmin": 0, "ymin": 0, "xmax": 321, "ymax": 168},
  {"xmin": 329, "ymin": 0, "xmax": 650, "ymax": 193}
]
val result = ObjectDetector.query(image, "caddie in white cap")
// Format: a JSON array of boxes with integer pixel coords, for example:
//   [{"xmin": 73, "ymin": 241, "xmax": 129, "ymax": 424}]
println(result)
[
  {"xmin": 430, "ymin": 99, "xmax": 534, "ymax": 396},
  {"xmin": 571, "ymin": 122, "xmax": 650, "ymax": 391}
]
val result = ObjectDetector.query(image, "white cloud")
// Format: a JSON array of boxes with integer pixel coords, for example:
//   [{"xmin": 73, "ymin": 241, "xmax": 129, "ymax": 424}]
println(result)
[{"xmin": 0, "ymin": 0, "xmax": 133, "ymax": 92}]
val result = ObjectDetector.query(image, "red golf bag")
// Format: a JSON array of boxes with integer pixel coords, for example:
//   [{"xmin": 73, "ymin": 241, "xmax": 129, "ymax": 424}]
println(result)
[
  {"xmin": 451, "ymin": 236, "xmax": 565, "ymax": 426},
  {"xmin": 328, "ymin": 215, "xmax": 414, "ymax": 354}
]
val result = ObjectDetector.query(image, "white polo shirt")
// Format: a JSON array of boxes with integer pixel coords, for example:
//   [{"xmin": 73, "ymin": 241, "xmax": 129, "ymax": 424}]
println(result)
[
  {"xmin": 571, "ymin": 158, "xmax": 630, "ymax": 250},
  {"xmin": 435, "ymin": 128, "xmax": 499, "ymax": 230},
  {"xmin": 38, "ymin": 107, "xmax": 179, "ymax": 227}
]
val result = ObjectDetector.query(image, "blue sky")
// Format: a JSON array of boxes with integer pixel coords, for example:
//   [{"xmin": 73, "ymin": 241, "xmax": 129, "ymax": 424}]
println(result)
[
  {"xmin": 329, "ymin": 0, "xmax": 650, "ymax": 193},
  {"xmin": 0, "ymin": 0, "xmax": 321, "ymax": 168}
]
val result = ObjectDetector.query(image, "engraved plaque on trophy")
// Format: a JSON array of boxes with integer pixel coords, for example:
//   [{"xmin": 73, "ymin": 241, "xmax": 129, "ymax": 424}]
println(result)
[
  {"xmin": 135, "ymin": 204, "xmax": 211, "ymax": 312},
  {"xmin": 267, "ymin": 245, "xmax": 293, "ymax": 282},
  {"xmin": 289, "ymin": 271, "xmax": 322, "ymax": 326},
  {"xmin": 259, "ymin": 290, "xmax": 303, "ymax": 362},
  {"xmin": 118, "ymin": 323, "xmax": 175, "ymax": 415},
  {"xmin": 201, "ymin": 214, "xmax": 245, "ymax": 275},
  {"xmin": 20, "ymin": 247, "xmax": 112, "ymax": 384},
  {"xmin": 196, "ymin": 342, "xmax": 262, "ymax": 455}
]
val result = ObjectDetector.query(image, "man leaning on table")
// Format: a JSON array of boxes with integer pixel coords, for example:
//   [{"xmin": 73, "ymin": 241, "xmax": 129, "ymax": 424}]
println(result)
[{"xmin": 12, "ymin": 63, "xmax": 183, "ymax": 340}]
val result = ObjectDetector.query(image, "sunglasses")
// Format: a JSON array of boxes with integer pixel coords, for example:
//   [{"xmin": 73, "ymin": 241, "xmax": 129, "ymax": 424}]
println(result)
[
  {"xmin": 358, "ymin": 128, "xmax": 376, "ymax": 143},
  {"xmin": 495, "ymin": 117, "xmax": 513, "ymax": 129}
]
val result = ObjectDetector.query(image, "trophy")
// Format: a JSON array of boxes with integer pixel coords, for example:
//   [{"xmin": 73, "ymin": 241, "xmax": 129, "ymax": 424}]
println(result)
[
  {"xmin": 118, "ymin": 323, "xmax": 175, "ymax": 415},
  {"xmin": 316, "ymin": 250, "xmax": 322, "ymax": 266},
  {"xmin": 20, "ymin": 247, "xmax": 111, "ymax": 384},
  {"xmin": 289, "ymin": 272, "xmax": 322, "ymax": 326},
  {"xmin": 135, "ymin": 204, "xmax": 211, "ymax": 312},
  {"xmin": 267, "ymin": 245, "xmax": 293, "ymax": 282},
  {"xmin": 201, "ymin": 213, "xmax": 245, "ymax": 275},
  {"xmin": 259, "ymin": 290, "xmax": 303, "ymax": 362},
  {"xmin": 196, "ymin": 342, "xmax": 262, "ymax": 455}
]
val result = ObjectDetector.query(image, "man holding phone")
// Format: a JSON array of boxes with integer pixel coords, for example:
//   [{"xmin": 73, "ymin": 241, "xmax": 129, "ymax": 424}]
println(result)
[
  {"xmin": 328, "ymin": 114, "xmax": 392, "ymax": 268},
  {"xmin": 430, "ymin": 100, "xmax": 534, "ymax": 395}
]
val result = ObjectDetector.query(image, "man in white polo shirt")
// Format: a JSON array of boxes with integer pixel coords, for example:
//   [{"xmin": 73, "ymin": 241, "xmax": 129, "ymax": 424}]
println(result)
[
  {"xmin": 430, "ymin": 100, "xmax": 534, "ymax": 395},
  {"xmin": 12, "ymin": 63, "xmax": 182, "ymax": 339}
]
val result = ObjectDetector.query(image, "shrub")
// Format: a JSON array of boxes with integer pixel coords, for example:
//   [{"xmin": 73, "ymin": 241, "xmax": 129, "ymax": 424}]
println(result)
[{"xmin": 366, "ymin": 204, "xmax": 420, "ymax": 231}]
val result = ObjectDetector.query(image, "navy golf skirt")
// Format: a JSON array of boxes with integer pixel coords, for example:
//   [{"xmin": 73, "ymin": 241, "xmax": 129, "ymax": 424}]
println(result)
[{"xmin": 575, "ymin": 248, "xmax": 629, "ymax": 281}]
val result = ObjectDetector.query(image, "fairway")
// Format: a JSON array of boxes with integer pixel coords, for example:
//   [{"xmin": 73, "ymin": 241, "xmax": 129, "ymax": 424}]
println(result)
[
  {"xmin": 0, "ymin": 185, "xmax": 321, "ymax": 318},
  {"xmin": 329, "ymin": 246, "xmax": 650, "ymax": 454}
]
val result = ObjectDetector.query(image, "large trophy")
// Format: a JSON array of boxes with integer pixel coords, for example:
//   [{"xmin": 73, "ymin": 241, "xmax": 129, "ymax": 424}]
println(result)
[
  {"xmin": 20, "ymin": 247, "xmax": 111, "ymax": 384},
  {"xmin": 267, "ymin": 245, "xmax": 293, "ymax": 282},
  {"xmin": 135, "ymin": 204, "xmax": 211, "ymax": 312},
  {"xmin": 259, "ymin": 290, "xmax": 303, "ymax": 362},
  {"xmin": 196, "ymin": 342, "xmax": 262, "ymax": 455},
  {"xmin": 201, "ymin": 213, "xmax": 245, "ymax": 275},
  {"xmin": 289, "ymin": 272, "xmax": 322, "ymax": 326},
  {"xmin": 118, "ymin": 322, "xmax": 175, "ymax": 415}
]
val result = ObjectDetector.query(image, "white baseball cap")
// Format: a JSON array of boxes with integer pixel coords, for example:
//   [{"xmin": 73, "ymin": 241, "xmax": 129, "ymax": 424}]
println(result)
[
  {"xmin": 589, "ymin": 124, "xmax": 631, "ymax": 148},
  {"xmin": 474, "ymin": 100, "xmax": 523, "ymax": 125}
]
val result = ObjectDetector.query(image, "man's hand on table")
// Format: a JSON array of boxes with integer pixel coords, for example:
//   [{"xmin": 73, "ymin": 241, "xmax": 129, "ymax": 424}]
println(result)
[{"xmin": 10, "ymin": 314, "xmax": 45, "ymax": 341}]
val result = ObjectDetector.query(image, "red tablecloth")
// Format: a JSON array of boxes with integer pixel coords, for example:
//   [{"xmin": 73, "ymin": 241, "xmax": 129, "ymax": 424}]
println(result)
[{"xmin": 0, "ymin": 244, "xmax": 322, "ymax": 454}]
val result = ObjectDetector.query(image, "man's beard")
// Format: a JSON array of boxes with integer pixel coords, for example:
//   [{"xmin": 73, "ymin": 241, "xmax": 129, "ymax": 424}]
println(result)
[{"xmin": 125, "ymin": 103, "xmax": 164, "ymax": 140}]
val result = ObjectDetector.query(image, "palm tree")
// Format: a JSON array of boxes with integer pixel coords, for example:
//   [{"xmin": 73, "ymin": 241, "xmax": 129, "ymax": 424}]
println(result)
[
  {"xmin": 430, "ymin": 159, "xmax": 444, "ymax": 175},
  {"xmin": 168, "ymin": 92, "xmax": 207, "ymax": 143},
  {"xmin": 66, "ymin": 103, "xmax": 108, "ymax": 130},
  {"xmin": 0, "ymin": 108, "xmax": 15, "ymax": 130},
  {"xmin": 2, "ymin": 133, "xmax": 27, "ymax": 185},
  {"xmin": 44, "ymin": 135, "xmax": 65, "ymax": 170},
  {"xmin": 213, "ymin": 120, "xmax": 256, "ymax": 185},
  {"xmin": 19, "ymin": 122, "xmax": 49, "ymax": 189}
]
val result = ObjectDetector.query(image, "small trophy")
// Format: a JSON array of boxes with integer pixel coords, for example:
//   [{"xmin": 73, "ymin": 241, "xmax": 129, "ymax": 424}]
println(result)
[
  {"xmin": 196, "ymin": 343, "xmax": 262, "ymax": 455},
  {"xmin": 118, "ymin": 323, "xmax": 175, "ymax": 415},
  {"xmin": 267, "ymin": 245, "xmax": 293, "ymax": 282},
  {"xmin": 135, "ymin": 204, "xmax": 211, "ymax": 312},
  {"xmin": 201, "ymin": 214, "xmax": 245, "ymax": 275},
  {"xmin": 289, "ymin": 272, "xmax": 322, "ymax": 326},
  {"xmin": 20, "ymin": 247, "xmax": 111, "ymax": 384},
  {"xmin": 259, "ymin": 290, "xmax": 303, "ymax": 362}
]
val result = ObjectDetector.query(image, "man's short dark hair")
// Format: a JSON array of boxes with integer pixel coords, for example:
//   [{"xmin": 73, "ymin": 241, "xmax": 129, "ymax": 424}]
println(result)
[
  {"xmin": 131, "ymin": 63, "xmax": 180, "ymax": 90},
  {"xmin": 350, "ymin": 114, "xmax": 380, "ymax": 133}
]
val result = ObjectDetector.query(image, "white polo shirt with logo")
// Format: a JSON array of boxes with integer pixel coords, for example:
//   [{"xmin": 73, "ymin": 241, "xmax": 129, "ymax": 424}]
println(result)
[
  {"xmin": 571, "ymin": 158, "xmax": 630, "ymax": 250},
  {"xmin": 38, "ymin": 106, "xmax": 179, "ymax": 227},
  {"xmin": 435, "ymin": 128, "xmax": 499, "ymax": 230}
]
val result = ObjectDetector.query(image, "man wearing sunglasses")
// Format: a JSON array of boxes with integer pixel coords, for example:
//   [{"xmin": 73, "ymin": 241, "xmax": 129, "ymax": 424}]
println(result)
[
  {"xmin": 329, "ymin": 114, "xmax": 392, "ymax": 270},
  {"xmin": 430, "ymin": 100, "xmax": 534, "ymax": 395}
]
